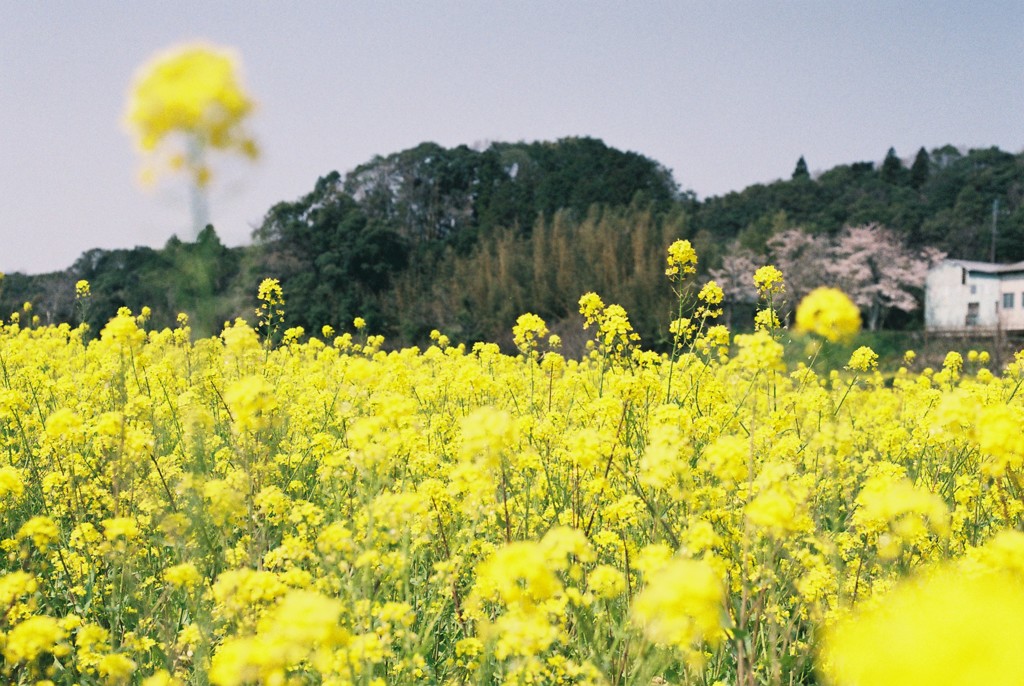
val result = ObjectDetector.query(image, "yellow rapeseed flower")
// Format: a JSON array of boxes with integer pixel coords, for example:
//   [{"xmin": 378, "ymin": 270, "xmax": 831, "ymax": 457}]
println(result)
[
  {"xmin": 698, "ymin": 280, "xmax": 724, "ymax": 305},
  {"xmin": 101, "ymin": 517, "xmax": 140, "ymax": 542},
  {"xmin": 0, "ymin": 571, "xmax": 38, "ymax": 605},
  {"xmin": 631, "ymin": 557, "xmax": 725, "ymax": 662},
  {"xmin": 588, "ymin": 565, "xmax": 626, "ymax": 600},
  {"xmin": 753, "ymin": 265, "xmax": 785, "ymax": 296},
  {"xmin": 97, "ymin": 653, "xmax": 137, "ymax": 683},
  {"xmin": 4, "ymin": 615, "xmax": 68, "ymax": 663},
  {"xmin": 473, "ymin": 541, "xmax": 560, "ymax": 606},
  {"xmin": 164, "ymin": 562, "xmax": 203, "ymax": 590},
  {"xmin": 17, "ymin": 516, "xmax": 59, "ymax": 551},
  {"xmin": 819, "ymin": 565, "xmax": 1024, "ymax": 685},
  {"xmin": 125, "ymin": 43, "xmax": 257, "ymax": 179},
  {"xmin": 793, "ymin": 287, "xmax": 861, "ymax": 342},
  {"xmin": 223, "ymin": 375, "xmax": 277, "ymax": 432},
  {"xmin": 976, "ymin": 404, "xmax": 1024, "ymax": 477},
  {"xmin": 0, "ymin": 464, "xmax": 25, "ymax": 500},
  {"xmin": 512, "ymin": 313, "xmax": 549, "ymax": 357},
  {"xmin": 665, "ymin": 239, "xmax": 698, "ymax": 279},
  {"xmin": 846, "ymin": 346, "xmax": 878, "ymax": 372},
  {"xmin": 701, "ymin": 434, "xmax": 749, "ymax": 485}
]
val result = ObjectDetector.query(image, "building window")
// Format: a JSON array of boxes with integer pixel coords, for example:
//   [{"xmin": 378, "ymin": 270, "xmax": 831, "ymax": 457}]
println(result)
[
  {"xmin": 967, "ymin": 302, "xmax": 979, "ymax": 326},
  {"xmin": 971, "ymin": 284, "xmax": 977, "ymax": 295},
  {"xmin": 1004, "ymin": 293, "xmax": 1015, "ymax": 309}
]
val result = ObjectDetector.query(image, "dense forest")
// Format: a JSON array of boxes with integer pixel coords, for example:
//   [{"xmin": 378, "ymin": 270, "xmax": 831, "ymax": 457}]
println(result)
[{"xmin": 3, "ymin": 138, "xmax": 1022, "ymax": 349}]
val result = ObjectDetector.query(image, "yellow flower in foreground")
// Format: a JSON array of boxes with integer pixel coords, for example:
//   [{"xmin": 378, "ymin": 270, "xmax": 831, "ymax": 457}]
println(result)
[
  {"xmin": 17, "ymin": 516, "xmax": 59, "ymax": 551},
  {"xmin": 819, "ymin": 565, "xmax": 1024, "ymax": 686},
  {"xmin": 126, "ymin": 43, "xmax": 257, "ymax": 161},
  {"xmin": 852, "ymin": 473, "xmax": 949, "ymax": 546},
  {"xmin": 588, "ymin": 564, "xmax": 627, "ymax": 600},
  {"xmin": 97, "ymin": 653, "xmax": 137, "ymax": 683},
  {"xmin": 846, "ymin": 346, "xmax": 878, "ymax": 372},
  {"xmin": 794, "ymin": 287, "xmax": 861, "ymax": 343},
  {"xmin": 701, "ymin": 434, "xmax": 749, "ymax": 485},
  {"xmin": 0, "ymin": 571, "xmax": 37, "ymax": 605},
  {"xmin": 102, "ymin": 517, "xmax": 140, "ymax": 542},
  {"xmin": 512, "ymin": 313, "xmax": 549, "ymax": 357},
  {"xmin": 223, "ymin": 375, "xmax": 277, "ymax": 432},
  {"xmin": 100, "ymin": 309, "xmax": 146, "ymax": 346},
  {"xmin": 977, "ymin": 404, "xmax": 1024, "ymax": 477},
  {"xmin": 631, "ymin": 557, "xmax": 725, "ymax": 654},
  {"xmin": 209, "ymin": 590, "xmax": 346, "ymax": 686},
  {"xmin": 142, "ymin": 671, "xmax": 184, "ymax": 686},
  {"xmin": 746, "ymin": 485, "xmax": 803, "ymax": 536},
  {"xmin": 473, "ymin": 541, "xmax": 560, "ymax": 606},
  {"xmin": 665, "ymin": 239, "xmax": 698, "ymax": 278},
  {"xmin": 164, "ymin": 562, "xmax": 203, "ymax": 590},
  {"xmin": 4, "ymin": 615, "xmax": 67, "ymax": 663},
  {"xmin": 753, "ymin": 265, "xmax": 785, "ymax": 296},
  {"xmin": 0, "ymin": 465, "xmax": 25, "ymax": 500}
]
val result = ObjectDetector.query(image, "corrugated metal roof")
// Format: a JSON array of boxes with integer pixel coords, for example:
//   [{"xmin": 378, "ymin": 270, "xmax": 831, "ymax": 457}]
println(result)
[{"xmin": 943, "ymin": 258, "xmax": 1024, "ymax": 274}]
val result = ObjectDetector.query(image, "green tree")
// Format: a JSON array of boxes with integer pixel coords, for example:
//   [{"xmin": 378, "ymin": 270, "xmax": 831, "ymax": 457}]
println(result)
[
  {"xmin": 881, "ymin": 147, "xmax": 906, "ymax": 185},
  {"xmin": 792, "ymin": 156, "xmax": 810, "ymax": 181},
  {"xmin": 253, "ymin": 172, "xmax": 409, "ymax": 333},
  {"xmin": 909, "ymin": 147, "xmax": 930, "ymax": 189}
]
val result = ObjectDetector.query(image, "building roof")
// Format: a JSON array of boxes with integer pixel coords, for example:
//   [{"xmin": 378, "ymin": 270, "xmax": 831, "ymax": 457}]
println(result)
[{"xmin": 942, "ymin": 258, "xmax": 1024, "ymax": 275}]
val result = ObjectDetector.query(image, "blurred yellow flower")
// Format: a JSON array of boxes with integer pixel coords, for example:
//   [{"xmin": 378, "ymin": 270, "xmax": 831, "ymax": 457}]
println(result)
[
  {"xmin": 631, "ymin": 557, "xmax": 725, "ymax": 653},
  {"xmin": 101, "ymin": 517, "xmax": 140, "ymax": 542},
  {"xmin": 4, "ymin": 615, "xmax": 68, "ymax": 663},
  {"xmin": 819, "ymin": 565, "xmax": 1024, "ymax": 686},
  {"xmin": 794, "ymin": 287, "xmax": 861, "ymax": 342},
  {"xmin": 125, "ymin": 43, "xmax": 257, "ymax": 165},
  {"xmin": 224, "ymin": 374, "xmax": 277, "ymax": 432},
  {"xmin": 164, "ymin": 562, "xmax": 203, "ymax": 590}
]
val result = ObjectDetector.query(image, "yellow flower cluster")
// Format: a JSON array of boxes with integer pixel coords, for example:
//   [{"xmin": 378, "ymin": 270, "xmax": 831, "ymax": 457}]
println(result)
[
  {"xmin": 794, "ymin": 286, "xmax": 862, "ymax": 342},
  {"xmin": 0, "ymin": 254, "xmax": 1022, "ymax": 684},
  {"xmin": 630, "ymin": 557, "xmax": 725, "ymax": 664},
  {"xmin": 512, "ymin": 312, "xmax": 549, "ymax": 358},
  {"xmin": 753, "ymin": 265, "xmax": 785, "ymax": 296},
  {"xmin": 665, "ymin": 239, "xmax": 698, "ymax": 279},
  {"xmin": 125, "ymin": 43, "xmax": 258, "ymax": 188},
  {"xmin": 820, "ymin": 555, "xmax": 1024, "ymax": 685}
]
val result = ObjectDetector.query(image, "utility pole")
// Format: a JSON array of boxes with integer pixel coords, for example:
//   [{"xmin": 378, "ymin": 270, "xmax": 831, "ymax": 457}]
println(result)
[{"xmin": 990, "ymin": 198, "xmax": 1000, "ymax": 262}]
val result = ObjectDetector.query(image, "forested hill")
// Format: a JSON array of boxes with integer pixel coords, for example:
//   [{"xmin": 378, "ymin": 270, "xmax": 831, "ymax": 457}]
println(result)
[
  {"xmin": 2, "ymin": 139, "xmax": 1022, "ymax": 347},
  {"xmin": 694, "ymin": 145, "xmax": 1024, "ymax": 260}
]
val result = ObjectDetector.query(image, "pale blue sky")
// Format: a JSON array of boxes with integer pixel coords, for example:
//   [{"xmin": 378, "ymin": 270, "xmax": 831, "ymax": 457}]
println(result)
[{"xmin": 1, "ymin": 1, "xmax": 1021, "ymax": 274}]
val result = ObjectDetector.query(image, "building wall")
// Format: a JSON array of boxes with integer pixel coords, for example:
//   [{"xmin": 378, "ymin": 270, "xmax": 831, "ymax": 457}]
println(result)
[
  {"xmin": 925, "ymin": 262, "xmax": 1000, "ymax": 331},
  {"xmin": 998, "ymin": 273, "xmax": 1024, "ymax": 331}
]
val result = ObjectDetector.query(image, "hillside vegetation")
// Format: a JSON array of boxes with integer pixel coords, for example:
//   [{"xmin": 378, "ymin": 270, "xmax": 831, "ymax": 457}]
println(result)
[{"xmin": 2, "ymin": 139, "xmax": 1022, "ymax": 347}]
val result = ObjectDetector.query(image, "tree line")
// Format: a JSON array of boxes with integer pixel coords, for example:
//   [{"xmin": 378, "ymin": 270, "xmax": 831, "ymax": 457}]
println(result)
[{"xmin": 2, "ymin": 138, "xmax": 1021, "ymax": 349}]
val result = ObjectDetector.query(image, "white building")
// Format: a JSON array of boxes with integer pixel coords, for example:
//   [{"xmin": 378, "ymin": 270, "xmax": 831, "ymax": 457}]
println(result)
[{"xmin": 925, "ymin": 259, "xmax": 1024, "ymax": 332}]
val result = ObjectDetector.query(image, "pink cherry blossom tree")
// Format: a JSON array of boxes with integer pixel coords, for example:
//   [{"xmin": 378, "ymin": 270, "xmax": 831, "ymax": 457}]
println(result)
[{"xmin": 767, "ymin": 225, "xmax": 943, "ymax": 330}]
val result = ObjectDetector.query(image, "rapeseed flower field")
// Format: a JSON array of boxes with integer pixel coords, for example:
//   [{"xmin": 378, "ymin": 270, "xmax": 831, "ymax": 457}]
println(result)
[{"xmin": 2, "ymin": 243, "xmax": 1023, "ymax": 685}]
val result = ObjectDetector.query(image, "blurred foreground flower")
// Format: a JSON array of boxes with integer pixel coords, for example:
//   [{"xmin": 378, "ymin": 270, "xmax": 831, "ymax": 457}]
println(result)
[
  {"xmin": 631, "ymin": 557, "xmax": 725, "ymax": 667},
  {"xmin": 818, "ymin": 564, "xmax": 1024, "ymax": 685},
  {"xmin": 793, "ymin": 287, "xmax": 861, "ymax": 343},
  {"xmin": 125, "ymin": 43, "xmax": 259, "ymax": 235}
]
